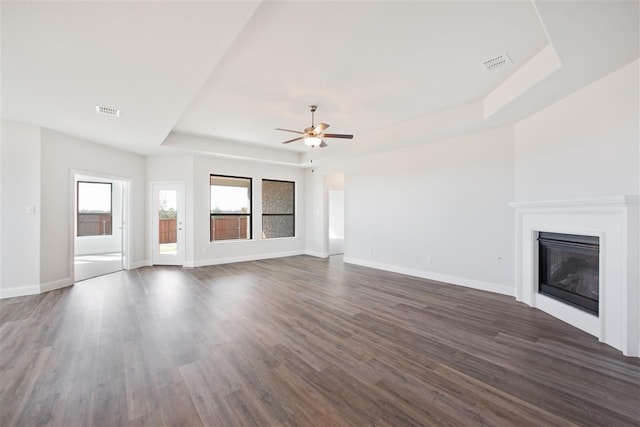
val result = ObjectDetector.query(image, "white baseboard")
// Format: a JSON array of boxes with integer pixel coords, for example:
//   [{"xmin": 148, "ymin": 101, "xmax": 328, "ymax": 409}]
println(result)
[
  {"xmin": 304, "ymin": 250, "xmax": 329, "ymax": 258},
  {"xmin": 75, "ymin": 248, "xmax": 122, "ymax": 256},
  {"xmin": 130, "ymin": 260, "xmax": 151, "ymax": 269},
  {"xmin": 190, "ymin": 250, "xmax": 305, "ymax": 267},
  {"xmin": 0, "ymin": 284, "xmax": 41, "ymax": 299},
  {"xmin": 41, "ymin": 277, "xmax": 73, "ymax": 293},
  {"xmin": 343, "ymin": 257, "xmax": 515, "ymax": 297},
  {"xmin": 0, "ymin": 277, "xmax": 73, "ymax": 299}
]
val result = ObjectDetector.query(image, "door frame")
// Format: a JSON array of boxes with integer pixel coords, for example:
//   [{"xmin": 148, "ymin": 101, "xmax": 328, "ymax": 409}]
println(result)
[
  {"xmin": 70, "ymin": 170, "xmax": 132, "ymax": 284},
  {"xmin": 150, "ymin": 181, "xmax": 186, "ymax": 266}
]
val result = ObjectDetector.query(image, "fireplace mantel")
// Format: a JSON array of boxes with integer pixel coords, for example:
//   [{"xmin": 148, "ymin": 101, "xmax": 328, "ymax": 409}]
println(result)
[{"xmin": 510, "ymin": 195, "xmax": 639, "ymax": 357}]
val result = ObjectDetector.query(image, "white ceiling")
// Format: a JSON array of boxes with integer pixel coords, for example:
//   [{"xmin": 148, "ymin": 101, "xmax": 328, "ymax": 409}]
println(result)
[
  {"xmin": 2, "ymin": 1, "xmax": 638, "ymax": 164},
  {"xmin": 1, "ymin": 1, "xmax": 261, "ymax": 154}
]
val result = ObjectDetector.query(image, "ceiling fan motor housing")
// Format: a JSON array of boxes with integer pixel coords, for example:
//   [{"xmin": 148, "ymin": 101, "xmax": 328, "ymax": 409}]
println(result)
[{"xmin": 276, "ymin": 105, "xmax": 353, "ymax": 147}]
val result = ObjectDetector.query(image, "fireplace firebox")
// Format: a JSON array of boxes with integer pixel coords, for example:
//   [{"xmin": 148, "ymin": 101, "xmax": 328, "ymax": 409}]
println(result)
[{"xmin": 538, "ymin": 232, "xmax": 599, "ymax": 316}]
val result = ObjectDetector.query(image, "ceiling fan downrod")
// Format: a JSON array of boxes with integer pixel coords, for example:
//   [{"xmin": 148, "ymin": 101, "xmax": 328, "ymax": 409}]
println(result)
[{"xmin": 309, "ymin": 105, "xmax": 317, "ymax": 127}]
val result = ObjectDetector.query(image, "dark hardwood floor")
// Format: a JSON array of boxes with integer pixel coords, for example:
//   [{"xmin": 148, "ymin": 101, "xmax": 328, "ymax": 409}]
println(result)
[{"xmin": 1, "ymin": 255, "xmax": 639, "ymax": 426}]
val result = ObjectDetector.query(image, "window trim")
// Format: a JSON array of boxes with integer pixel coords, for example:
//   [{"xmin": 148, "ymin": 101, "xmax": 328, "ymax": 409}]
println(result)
[
  {"xmin": 262, "ymin": 178, "xmax": 295, "ymax": 239},
  {"xmin": 210, "ymin": 174, "xmax": 253, "ymax": 242},
  {"xmin": 77, "ymin": 181, "xmax": 113, "ymax": 237}
]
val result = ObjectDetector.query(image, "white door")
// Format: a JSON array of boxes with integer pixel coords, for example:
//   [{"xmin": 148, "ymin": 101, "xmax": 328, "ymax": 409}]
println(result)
[{"xmin": 152, "ymin": 183, "xmax": 185, "ymax": 266}]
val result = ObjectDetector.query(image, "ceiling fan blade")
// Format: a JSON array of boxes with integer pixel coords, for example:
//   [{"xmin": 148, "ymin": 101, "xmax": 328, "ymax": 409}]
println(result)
[
  {"xmin": 275, "ymin": 128, "xmax": 304, "ymax": 134},
  {"xmin": 281, "ymin": 136, "xmax": 304, "ymax": 144},
  {"xmin": 319, "ymin": 140, "xmax": 328, "ymax": 148},
  {"xmin": 323, "ymin": 133, "xmax": 354, "ymax": 139},
  {"xmin": 314, "ymin": 123, "xmax": 329, "ymax": 133}
]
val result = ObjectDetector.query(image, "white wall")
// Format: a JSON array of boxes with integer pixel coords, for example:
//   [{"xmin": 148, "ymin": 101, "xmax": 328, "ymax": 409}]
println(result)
[
  {"xmin": 148, "ymin": 145, "xmax": 306, "ymax": 267},
  {"xmin": 512, "ymin": 60, "xmax": 640, "ymax": 353},
  {"xmin": 192, "ymin": 155, "xmax": 305, "ymax": 266},
  {"xmin": 306, "ymin": 59, "xmax": 638, "ymax": 299},
  {"xmin": 0, "ymin": 122, "xmax": 2, "ymax": 294},
  {"xmin": 343, "ymin": 126, "xmax": 516, "ymax": 294},
  {"xmin": 3, "ymin": 59, "xmax": 636, "ymax": 303},
  {"xmin": 40, "ymin": 129, "xmax": 146, "ymax": 288},
  {"xmin": 304, "ymin": 163, "xmax": 348, "ymax": 258},
  {"xmin": 0, "ymin": 120, "xmax": 41, "ymax": 297},
  {"xmin": 515, "ymin": 59, "xmax": 639, "ymax": 201}
]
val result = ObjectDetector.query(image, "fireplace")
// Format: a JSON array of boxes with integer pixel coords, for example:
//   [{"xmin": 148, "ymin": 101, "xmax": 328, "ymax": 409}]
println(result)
[
  {"xmin": 510, "ymin": 196, "xmax": 639, "ymax": 357},
  {"xmin": 538, "ymin": 232, "xmax": 599, "ymax": 316}
]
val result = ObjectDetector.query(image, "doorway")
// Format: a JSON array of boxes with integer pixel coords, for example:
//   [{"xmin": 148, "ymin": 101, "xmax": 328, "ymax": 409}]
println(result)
[
  {"xmin": 326, "ymin": 172, "xmax": 345, "ymax": 256},
  {"xmin": 152, "ymin": 182, "xmax": 185, "ymax": 266},
  {"xmin": 73, "ymin": 174, "xmax": 129, "ymax": 282},
  {"xmin": 328, "ymin": 190, "xmax": 345, "ymax": 255}
]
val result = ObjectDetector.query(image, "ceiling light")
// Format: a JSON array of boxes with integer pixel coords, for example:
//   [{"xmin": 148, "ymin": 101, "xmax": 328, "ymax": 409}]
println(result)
[{"xmin": 304, "ymin": 136, "xmax": 322, "ymax": 148}]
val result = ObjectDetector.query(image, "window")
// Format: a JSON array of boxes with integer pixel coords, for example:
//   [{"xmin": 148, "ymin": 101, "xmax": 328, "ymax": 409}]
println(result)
[
  {"xmin": 77, "ymin": 181, "xmax": 112, "ymax": 236},
  {"xmin": 262, "ymin": 179, "xmax": 295, "ymax": 239},
  {"xmin": 210, "ymin": 175, "xmax": 252, "ymax": 241}
]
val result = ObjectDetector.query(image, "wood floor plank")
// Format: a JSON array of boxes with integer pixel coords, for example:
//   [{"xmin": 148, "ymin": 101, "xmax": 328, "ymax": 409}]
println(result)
[
  {"xmin": 269, "ymin": 365, "xmax": 352, "ymax": 427},
  {"xmin": 1, "ymin": 255, "xmax": 639, "ymax": 426},
  {"xmin": 179, "ymin": 363, "xmax": 240, "ymax": 426},
  {"xmin": 1, "ymin": 347, "xmax": 53, "ymax": 426},
  {"xmin": 157, "ymin": 379, "xmax": 204, "ymax": 427}
]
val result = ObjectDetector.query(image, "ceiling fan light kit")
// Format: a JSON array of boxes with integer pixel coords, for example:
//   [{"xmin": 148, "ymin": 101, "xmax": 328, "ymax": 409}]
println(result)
[
  {"xmin": 304, "ymin": 136, "xmax": 322, "ymax": 148},
  {"xmin": 276, "ymin": 105, "xmax": 353, "ymax": 148}
]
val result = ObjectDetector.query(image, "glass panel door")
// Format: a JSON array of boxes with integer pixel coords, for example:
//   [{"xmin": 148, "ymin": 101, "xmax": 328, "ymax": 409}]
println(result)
[
  {"xmin": 158, "ymin": 190, "xmax": 178, "ymax": 255},
  {"xmin": 152, "ymin": 183, "xmax": 185, "ymax": 266}
]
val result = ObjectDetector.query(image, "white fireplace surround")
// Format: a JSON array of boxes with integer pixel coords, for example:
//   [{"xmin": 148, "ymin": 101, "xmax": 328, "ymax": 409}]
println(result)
[{"xmin": 510, "ymin": 196, "xmax": 639, "ymax": 357}]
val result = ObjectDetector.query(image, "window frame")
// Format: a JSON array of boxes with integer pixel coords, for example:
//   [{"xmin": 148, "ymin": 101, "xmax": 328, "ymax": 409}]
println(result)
[
  {"xmin": 261, "ymin": 178, "xmax": 295, "ymax": 239},
  {"xmin": 209, "ymin": 174, "xmax": 253, "ymax": 242},
  {"xmin": 76, "ymin": 181, "xmax": 113, "ymax": 237}
]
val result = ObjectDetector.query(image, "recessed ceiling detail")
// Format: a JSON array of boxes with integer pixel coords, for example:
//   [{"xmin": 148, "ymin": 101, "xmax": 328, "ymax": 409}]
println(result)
[
  {"xmin": 482, "ymin": 53, "xmax": 512, "ymax": 71},
  {"xmin": 96, "ymin": 105, "xmax": 120, "ymax": 117},
  {"xmin": 1, "ymin": 1, "xmax": 637, "ymax": 161}
]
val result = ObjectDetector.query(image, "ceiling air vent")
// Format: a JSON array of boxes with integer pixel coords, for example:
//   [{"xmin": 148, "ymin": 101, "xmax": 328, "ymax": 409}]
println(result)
[
  {"xmin": 96, "ymin": 105, "xmax": 120, "ymax": 117},
  {"xmin": 481, "ymin": 53, "xmax": 512, "ymax": 71}
]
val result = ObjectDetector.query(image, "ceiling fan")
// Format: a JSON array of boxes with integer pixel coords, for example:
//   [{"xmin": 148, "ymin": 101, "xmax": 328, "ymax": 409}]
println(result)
[{"xmin": 276, "ymin": 105, "xmax": 354, "ymax": 148}]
